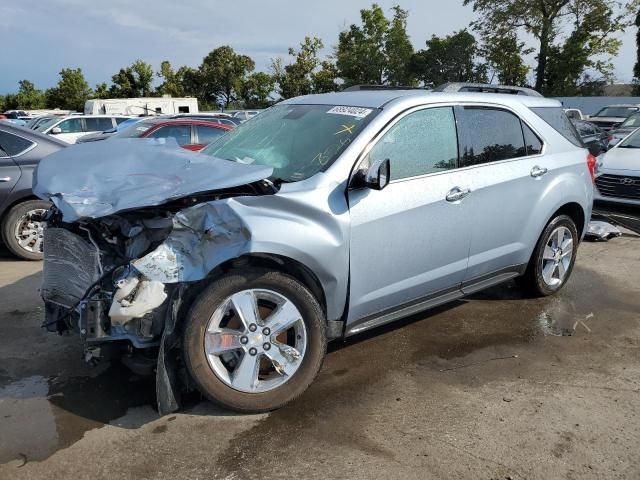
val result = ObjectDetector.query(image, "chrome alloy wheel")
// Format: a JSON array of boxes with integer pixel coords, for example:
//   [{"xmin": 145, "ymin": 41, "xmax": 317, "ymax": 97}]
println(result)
[
  {"xmin": 204, "ymin": 289, "xmax": 307, "ymax": 393},
  {"xmin": 13, "ymin": 208, "xmax": 46, "ymax": 254},
  {"xmin": 540, "ymin": 226, "xmax": 574, "ymax": 288}
]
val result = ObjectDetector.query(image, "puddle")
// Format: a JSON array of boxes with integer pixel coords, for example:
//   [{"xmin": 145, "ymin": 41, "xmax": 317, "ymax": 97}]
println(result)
[{"xmin": 0, "ymin": 363, "xmax": 156, "ymax": 465}]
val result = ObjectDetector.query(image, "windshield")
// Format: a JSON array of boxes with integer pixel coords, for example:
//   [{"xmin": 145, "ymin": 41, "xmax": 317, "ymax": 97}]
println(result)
[
  {"xmin": 593, "ymin": 106, "xmax": 638, "ymax": 118},
  {"xmin": 619, "ymin": 129, "xmax": 640, "ymax": 148},
  {"xmin": 34, "ymin": 117, "xmax": 61, "ymax": 132},
  {"xmin": 201, "ymin": 104, "xmax": 378, "ymax": 181},
  {"xmin": 112, "ymin": 119, "xmax": 158, "ymax": 138},
  {"xmin": 620, "ymin": 113, "xmax": 640, "ymax": 128}
]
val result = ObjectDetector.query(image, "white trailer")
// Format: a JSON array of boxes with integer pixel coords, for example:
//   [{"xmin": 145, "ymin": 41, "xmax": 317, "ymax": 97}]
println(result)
[{"xmin": 84, "ymin": 96, "xmax": 199, "ymax": 116}]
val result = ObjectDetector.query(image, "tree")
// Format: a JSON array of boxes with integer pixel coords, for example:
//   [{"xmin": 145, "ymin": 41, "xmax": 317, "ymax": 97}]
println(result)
[
  {"xmin": 156, "ymin": 60, "xmax": 186, "ymax": 97},
  {"xmin": 5, "ymin": 80, "xmax": 46, "ymax": 109},
  {"xmin": 335, "ymin": 4, "xmax": 390, "ymax": 86},
  {"xmin": 464, "ymin": 0, "xmax": 640, "ymax": 93},
  {"xmin": 239, "ymin": 72, "xmax": 275, "ymax": 108},
  {"xmin": 110, "ymin": 60, "xmax": 154, "ymax": 97},
  {"xmin": 385, "ymin": 6, "xmax": 415, "ymax": 86},
  {"xmin": 483, "ymin": 33, "xmax": 531, "ymax": 86},
  {"xmin": 45, "ymin": 68, "xmax": 92, "ymax": 111},
  {"xmin": 93, "ymin": 83, "xmax": 110, "ymax": 99},
  {"xmin": 272, "ymin": 37, "xmax": 334, "ymax": 98},
  {"xmin": 199, "ymin": 46, "xmax": 255, "ymax": 107},
  {"xmin": 410, "ymin": 30, "xmax": 488, "ymax": 88},
  {"xmin": 633, "ymin": 8, "xmax": 640, "ymax": 94}
]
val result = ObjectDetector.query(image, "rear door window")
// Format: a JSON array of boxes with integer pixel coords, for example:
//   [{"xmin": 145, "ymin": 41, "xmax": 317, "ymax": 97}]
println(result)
[
  {"xmin": 195, "ymin": 125, "xmax": 226, "ymax": 145},
  {"xmin": 0, "ymin": 131, "xmax": 35, "ymax": 156},
  {"xmin": 85, "ymin": 117, "xmax": 115, "ymax": 132},
  {"xmin": 457, "ymin": 107, "xmax": 528, "ymax": 167},
  {"xmin": 530, "ymin": 107, "xmax": 582, "ymax": 147}
]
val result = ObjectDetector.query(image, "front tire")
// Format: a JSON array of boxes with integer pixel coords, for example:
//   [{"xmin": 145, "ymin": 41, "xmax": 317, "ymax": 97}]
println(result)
[
  {"xmin": 1, "ymin": 200, "xmax": 50, "ymax": 260},
  {"xmin": 518, "ymin": 214, "xmax": 579, "ymax": 297},
  {"xmin": 183, "ymin": 269, "xmax": 327, "ymax": 413}
]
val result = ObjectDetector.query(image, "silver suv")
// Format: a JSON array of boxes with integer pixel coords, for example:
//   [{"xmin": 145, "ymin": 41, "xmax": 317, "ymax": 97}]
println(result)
[{"xmin": 35, "ymin": 87, "xmax": 594, "ymax": 413}]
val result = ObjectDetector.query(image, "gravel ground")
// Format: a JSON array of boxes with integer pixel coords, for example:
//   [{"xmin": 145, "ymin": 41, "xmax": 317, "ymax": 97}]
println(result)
[{"xmin": 0, "ymin": 232, "xmax": 639, "ymax": 480}]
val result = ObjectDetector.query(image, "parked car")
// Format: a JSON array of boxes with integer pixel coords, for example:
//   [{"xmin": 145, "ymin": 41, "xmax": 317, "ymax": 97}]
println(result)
[
  {"xmin": 34, "ymin": 115, "xmax": 131, "ymax": 144},
  {"xmin": 76, "ymin": 117, "xmax": 145, "ymax": 144},
  {"xmin": 232, "ymin": 110, "xmax": 261, "ymax": 121},
  {"xmin": 2, "ymin": 112, "xmax": 27, "ymax": 127},
  {"xmin": 608, "ymin": 112, "xmax": 640, "ymax": 145},
  {"xmin": 109, "ymin": 117, "xmax": 232, "ymax": 150},
  {"xmin": 588, "ymin": 105, "xmax": 640, "ymax": 131},
  {"xmin": 0, "ymin": 123, "xmax": 66, "ymax": 260},
  {"xmin": 573, "ymin": 120, "xmax": 610, "ymax": 153},
  {"xmin": 594, "ymin": 127, "xmax": 640, "ymax": 207},
  {"xmin": 34, "ymin": 86, "xmax": 593, "ymax": 413}
]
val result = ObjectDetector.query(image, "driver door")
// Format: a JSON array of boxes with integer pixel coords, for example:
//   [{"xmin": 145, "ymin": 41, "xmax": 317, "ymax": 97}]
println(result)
[{"xmin": 347, "ymin": 106, "xmax": 472, "ymax": 328}]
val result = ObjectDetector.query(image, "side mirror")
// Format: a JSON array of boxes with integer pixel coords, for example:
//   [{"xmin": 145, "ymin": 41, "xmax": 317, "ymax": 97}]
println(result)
[
  {"xmin": 586, "ymin": 140, "xmax": 604, "ymax": 157},
  {"xmin": 50, "ymin": 127, "xmax": 62, "ymax": 134},
  {"xmin": 365, "ymin": 158, "xmax": 390, "ymax": 190}
]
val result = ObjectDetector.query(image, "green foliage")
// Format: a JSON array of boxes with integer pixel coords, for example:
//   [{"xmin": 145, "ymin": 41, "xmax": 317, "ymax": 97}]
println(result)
[
  {"xmin": 45, "ymin": 68, "xmax": 92, "ymax": 111},
  {"xmin": 4, "ymin": 80, "xmax": 46, "ymax": 109},
  {"xmin": 465, "ymin": 0, "xmax": 640, "ymax": 94},
  {"xmin": 385, "ymin": 6, "xmax": 415, "ymax": 86},
  {"xmin": 336, "ymin": 4, "xmax": 405, "ymax": 86},
  {"xmin": 93, "ymin": 82, "xmax": 110, "ymax": 99},
  {"xmin": 410, "ymin": 30, "xmax": 488, "ymax": 88},
  {"xmin": 272, "ymin": 37, "xmax": 336, "ymax": 99},
  {"xmin": 239, "ymin": 72, "xmax": 275, "ymax": 108},
  {"xmin": 198, "ymin": 46, "xmax": 255, "ymax": 107},
  {"xmin": 483, "ymin": 33, "xmax": 531, "ymax": 86},
  {"xmin": 0, "ymin": 95, "xmax": 5, "ymax": 112},
  {"xmin": 110, "ymin": 60, "xmax": 154, "ymax": 97}
]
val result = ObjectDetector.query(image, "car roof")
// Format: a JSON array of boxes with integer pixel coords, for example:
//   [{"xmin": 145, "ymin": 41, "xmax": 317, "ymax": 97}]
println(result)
[
  {"xmin": 281, "ymin": 89, "xmax": 561, "ymax": 109},
  {"xmin": 143, "ymin": 118, "xmax": 232, "ymax": 129},
  {"xmin": 0, "ymin": 122, "xmax": 68, "ymax": 147}
]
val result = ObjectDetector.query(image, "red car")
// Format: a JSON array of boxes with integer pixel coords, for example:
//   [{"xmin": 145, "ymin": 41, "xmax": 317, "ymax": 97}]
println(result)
[{"xmin": 111, "ymin": 118, "xmax": 232, "ymax": 151}]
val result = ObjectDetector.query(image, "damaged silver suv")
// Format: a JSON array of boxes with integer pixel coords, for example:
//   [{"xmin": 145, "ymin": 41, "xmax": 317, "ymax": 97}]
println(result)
[{"xmin": 35, "ymin": 87, "xmax": 594, "ymax": 413}]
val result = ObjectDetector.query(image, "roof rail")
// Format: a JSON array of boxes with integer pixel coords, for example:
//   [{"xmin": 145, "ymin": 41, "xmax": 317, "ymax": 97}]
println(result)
[
  {"xmin": 433, "ymin": 82, "xmax": 542, "ymax": 97},
  {"xmin": 342, "ymin": 85, "xmax": 427, "ymax": 92}
]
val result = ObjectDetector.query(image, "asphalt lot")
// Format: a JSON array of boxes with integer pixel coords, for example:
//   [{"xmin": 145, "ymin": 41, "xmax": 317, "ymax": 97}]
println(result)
[{"xmin": 0, "ymin": 232, "xmax": 639, "ymax": 480}]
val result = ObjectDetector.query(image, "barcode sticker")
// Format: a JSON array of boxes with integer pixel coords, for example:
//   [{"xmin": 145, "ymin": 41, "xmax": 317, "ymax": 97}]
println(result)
[{"xmin": 327, "ymin": 106, "xmax": 373, "ymax": 118}]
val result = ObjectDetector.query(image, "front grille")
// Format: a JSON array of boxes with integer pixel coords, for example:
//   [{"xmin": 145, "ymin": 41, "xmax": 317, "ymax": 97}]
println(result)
[
  {"xmin": 42, "ymin": 228, "xmax": 101, "ymax": 307},
  {"xmin": 595, "ymin": 174, "xmax": 640, "ymax": 201}
]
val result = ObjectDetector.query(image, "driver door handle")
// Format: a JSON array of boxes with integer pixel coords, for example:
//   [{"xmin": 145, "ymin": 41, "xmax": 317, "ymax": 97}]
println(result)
[
  {"xmin": 530, "ymin": 166, "xmax": 548, "ymax": 178},
  {"xmin": 446, "ymin": 187, "xmax": 471, "ymax": 202},
  {"xmin": 0, "ymin": 177, "xmax": 11, "ymax": 182}
]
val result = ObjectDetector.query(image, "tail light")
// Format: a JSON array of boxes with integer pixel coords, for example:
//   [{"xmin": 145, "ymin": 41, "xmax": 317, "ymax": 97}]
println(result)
[{"xmin": 586, "ymin": 153, "xmax": 597, "ymax": 183}]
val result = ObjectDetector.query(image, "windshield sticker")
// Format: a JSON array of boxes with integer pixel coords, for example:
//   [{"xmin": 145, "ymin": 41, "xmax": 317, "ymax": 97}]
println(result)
[{"xmin": 327, "ymin": 106, "xmax": 373, "ymax": 119}]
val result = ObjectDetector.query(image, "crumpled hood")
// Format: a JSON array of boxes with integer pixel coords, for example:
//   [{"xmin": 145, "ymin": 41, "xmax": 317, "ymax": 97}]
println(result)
[
  {"xmin": 601, "ymin": 147, "xmax": 640, "ymax": 173},
  {"xmin": 33, "ymin": 138, "xmax": 273, "ymax": 222}
]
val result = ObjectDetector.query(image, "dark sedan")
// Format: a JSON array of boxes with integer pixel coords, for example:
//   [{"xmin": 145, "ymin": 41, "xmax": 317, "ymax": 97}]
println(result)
[{"xmin": 0, "ymin": 124, "xmax": 67, "ymax": 259}]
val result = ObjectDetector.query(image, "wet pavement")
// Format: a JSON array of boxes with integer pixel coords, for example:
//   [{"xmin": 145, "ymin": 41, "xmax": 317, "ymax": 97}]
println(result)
[{"xmin": 0, "ymin": 233, "xmax": 639, "ymax": 479}]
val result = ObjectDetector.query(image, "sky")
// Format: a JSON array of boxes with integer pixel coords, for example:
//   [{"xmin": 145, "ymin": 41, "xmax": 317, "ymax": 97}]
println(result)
[{"xmin": 0, "ymin": 0, "xmax": 637, "ymax": 94}]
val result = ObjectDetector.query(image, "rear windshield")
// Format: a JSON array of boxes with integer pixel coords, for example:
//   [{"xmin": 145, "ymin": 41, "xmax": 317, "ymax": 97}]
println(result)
[
  {"xmin": 112, "ymin": 119, "xmax": 158, "ymax": 138},
  {"xmin": 593, "ymin": 106, "xmax": 638, "ymax": 118},
  {"xmin": 620, "ymin": 113, "xmax": 640, "ymax": 128},
  {"xmin": 530, "ymin": 107, "xmax": 583, "ymax": 147}
]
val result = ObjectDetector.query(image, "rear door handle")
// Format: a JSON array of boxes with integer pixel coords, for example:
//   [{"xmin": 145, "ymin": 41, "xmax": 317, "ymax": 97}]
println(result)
[
  {"xmin": 446, "ymin": 187, "xmax": 471, "ymax": 202},
  {"xmin": 530, "ymin": 166, "xmax": 548, "ymax": 178},
  {"xmin": 0, "ymin": 177, "xmax": 11, "ymax": 182}
]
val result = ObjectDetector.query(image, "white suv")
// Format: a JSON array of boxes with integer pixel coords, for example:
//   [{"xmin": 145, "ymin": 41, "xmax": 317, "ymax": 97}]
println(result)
[{"xmin": 35, "ymin": 115, "xmax": 131, "ymax": 144}]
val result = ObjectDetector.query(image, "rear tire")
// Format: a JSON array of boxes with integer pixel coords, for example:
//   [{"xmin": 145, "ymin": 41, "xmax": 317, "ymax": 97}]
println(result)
[
  {"xmin": 1, "ymin": 200, "xmax": 50, "ymax": 261},
  {"xmin": 183, "ymin": 268, "xmax": 327, "ymax": 413},
  {"xmin": 518, "ymin": 214, "xmax": 578, "ymax": 297}
]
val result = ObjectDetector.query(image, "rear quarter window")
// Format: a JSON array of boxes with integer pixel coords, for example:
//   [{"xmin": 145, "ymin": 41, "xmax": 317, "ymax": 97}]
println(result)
[
  {"xmin": 531, "ymin": 107, "xmax": 583, "ymax": 147},
  {"xmin": 0, "ymin": 130, "xmax": 35, "ymax": 156}
]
